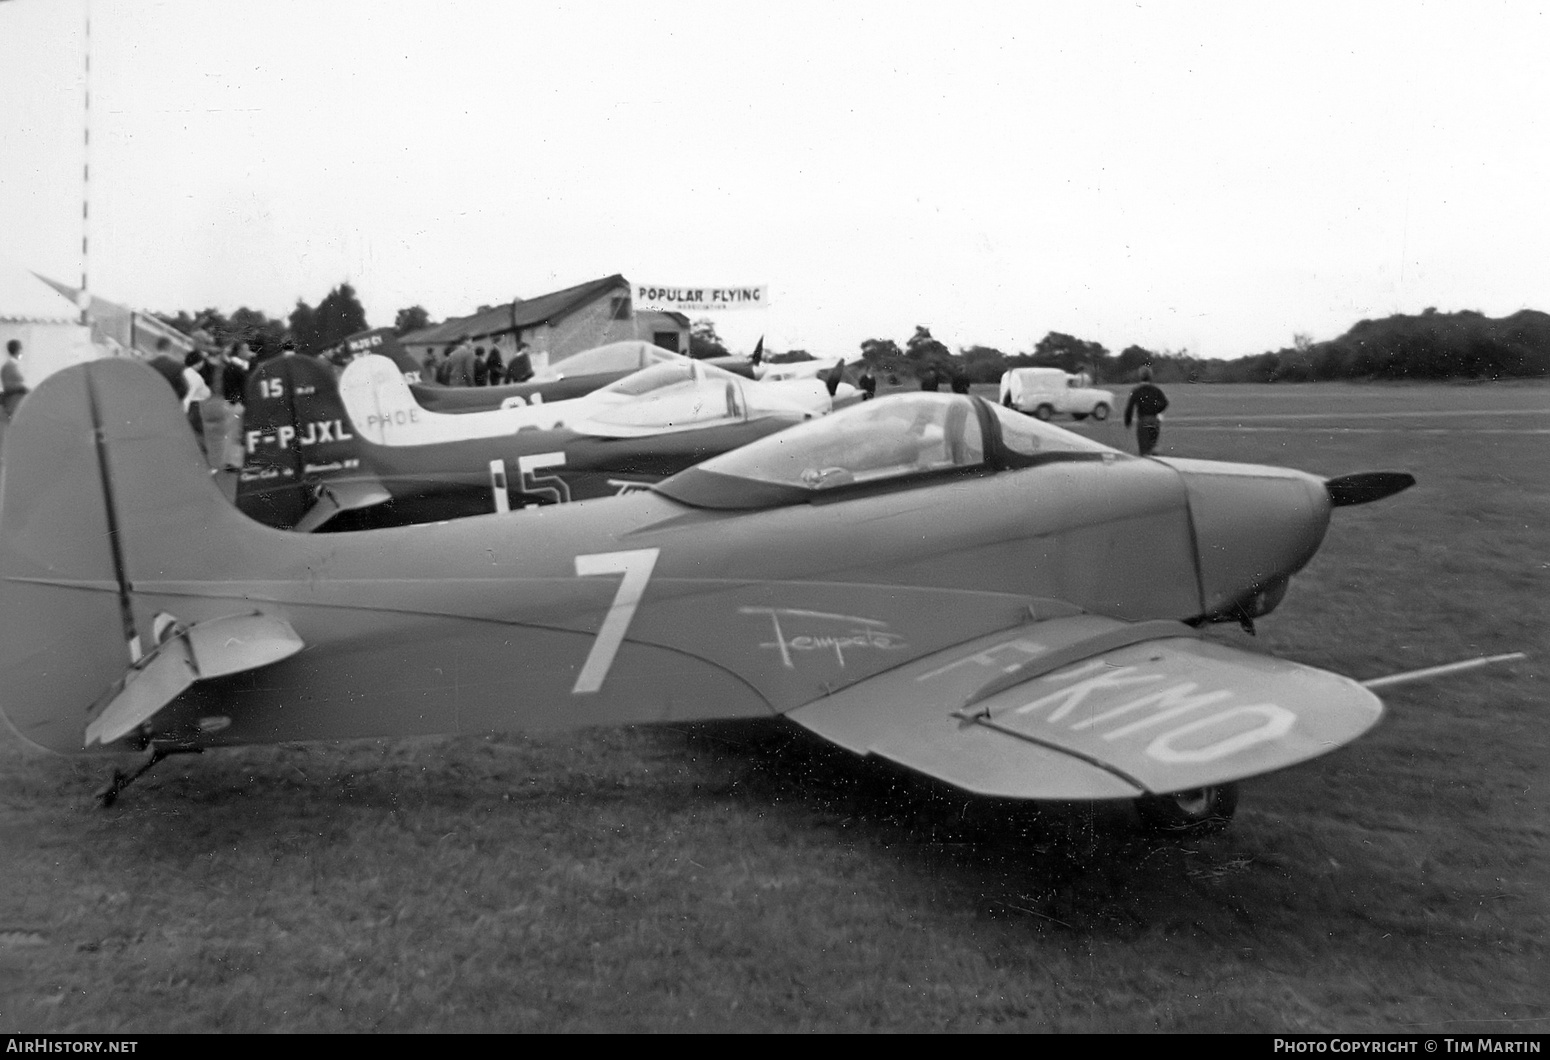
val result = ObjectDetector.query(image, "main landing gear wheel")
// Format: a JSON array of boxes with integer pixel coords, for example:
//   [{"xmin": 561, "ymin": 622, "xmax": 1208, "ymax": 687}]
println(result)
[
  {"xmin": 1033, "ymin": 404, "xmax": 1054, "ymax": 421},
  {"xmin": 1090, "ymin": 402, "xmax": 1110, "ymax": 421},
  {"xmin": 1135, "ymin": 783, "xmax": 1239, "ymax": 837}
]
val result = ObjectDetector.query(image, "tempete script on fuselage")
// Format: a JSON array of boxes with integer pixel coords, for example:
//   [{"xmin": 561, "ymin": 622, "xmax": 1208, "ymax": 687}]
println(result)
[{"xmin": 742, "ymin": 607, "xmax": 908, "ymax": 669}]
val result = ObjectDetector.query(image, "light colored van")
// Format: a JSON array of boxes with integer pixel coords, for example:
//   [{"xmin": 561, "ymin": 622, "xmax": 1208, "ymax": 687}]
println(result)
[{"xmin": 997, "ymin": 367, "xmax": 1115, "ymax": 421}]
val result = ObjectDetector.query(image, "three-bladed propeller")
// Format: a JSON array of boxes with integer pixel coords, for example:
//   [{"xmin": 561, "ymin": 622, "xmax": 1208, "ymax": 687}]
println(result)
[{"xmin": 1325, "ymin": 471, "xmax": 1416, "ymax": 507}]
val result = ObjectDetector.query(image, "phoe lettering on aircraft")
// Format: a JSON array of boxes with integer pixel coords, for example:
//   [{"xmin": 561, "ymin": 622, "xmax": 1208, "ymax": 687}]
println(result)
[{"xmin": 234, "ymin": 351, "xmax": 851, "ymax": 531}]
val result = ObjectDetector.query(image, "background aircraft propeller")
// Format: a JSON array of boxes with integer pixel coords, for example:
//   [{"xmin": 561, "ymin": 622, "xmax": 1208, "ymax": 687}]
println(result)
[{"xmin": 824, "ymin": 360, "xmax": 846, "ymax": 397}]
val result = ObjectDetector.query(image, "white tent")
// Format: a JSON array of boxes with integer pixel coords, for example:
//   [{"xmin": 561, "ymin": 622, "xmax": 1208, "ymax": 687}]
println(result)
[
  {"xmin": 0, "ymin": 262, "xmax": 196, "ymax": 389},
  {"xmin": 33, "ymin": 273, "xmax": 197, "ymax": 359},
  {"xmin": 0, "ymin": 260, "xmax": 94, "ymax": 387}
]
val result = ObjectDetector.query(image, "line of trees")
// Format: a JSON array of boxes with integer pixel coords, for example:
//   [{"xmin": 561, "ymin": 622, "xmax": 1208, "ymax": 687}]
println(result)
[
  {"xmin": 1219, "ymin": 308, "xmax": 1550, "ymax": 382},
  {"xmin": 156, "ymin": 284, "xmax": 431, "ymax": 356},
  {"xmin": 858, "ymin": 327, "xmax": 1148, "ymax": 385},
  {"xmin": 853, "ymin": 309, "xmax": 1550, "ymax": 385},
  {"xmin": 157, "ymin": 289, "xmax": 1550, "ymax": 385}
]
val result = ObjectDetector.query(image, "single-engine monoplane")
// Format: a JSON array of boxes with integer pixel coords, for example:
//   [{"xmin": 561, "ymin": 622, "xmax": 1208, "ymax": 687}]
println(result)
[
  {"xmin": 329, "ymin": 329, "xmax": 762, "ymax": 414},
  {"xmin": 1, "ymin": 359, "xmax": 1511, "ymax": 827},
  {"xmin": 235, "ymin": 352, "xmax": 847, "ymax": 530}
]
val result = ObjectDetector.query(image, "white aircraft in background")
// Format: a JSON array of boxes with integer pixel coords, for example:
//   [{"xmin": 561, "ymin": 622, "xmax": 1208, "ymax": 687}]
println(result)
[
  {"xmin": 338, "ymin": 353, "xmax": 854, "ymax": 447},
  {"xmin": 749, "ymin": 336, "xmax": 847, "ymax": 382}
]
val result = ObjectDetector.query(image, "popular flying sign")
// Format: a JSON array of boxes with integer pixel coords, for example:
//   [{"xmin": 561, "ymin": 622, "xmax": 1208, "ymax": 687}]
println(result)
[{"xmin": 634, "ymin": 285, "xmax": 768, "ymax": 312}]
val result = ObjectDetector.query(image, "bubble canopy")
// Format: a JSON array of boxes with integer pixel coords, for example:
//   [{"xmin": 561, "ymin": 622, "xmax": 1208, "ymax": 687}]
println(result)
[
  {"xmin": 595, "ymin": 359, "xmax": 702, "ymax": 397},
  {"xmin": 572, "ymin": 360, "xmax": 819, "ymax": 438},
  {"xmin": 656, "ymin": 393, "xmax": 1125, "ymax": 509},
  {"xmin": 576, "ymin": 362, "xmax": 743, "ymax": 437},
  {"xmin": 537, "ymin": 341, "xmax": 677, "ymax": 379}
]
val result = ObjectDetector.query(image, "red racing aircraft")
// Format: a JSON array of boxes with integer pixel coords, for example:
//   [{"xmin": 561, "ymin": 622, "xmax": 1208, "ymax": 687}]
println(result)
[{"xmin": 0, "ymin": 359, "xmax": 1517, "ymax": 824}]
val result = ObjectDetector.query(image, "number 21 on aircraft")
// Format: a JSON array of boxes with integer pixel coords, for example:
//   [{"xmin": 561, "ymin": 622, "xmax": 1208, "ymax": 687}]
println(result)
[{"xmin": 571, "ymin": 549, "xmax": 660, "ymax": 694}]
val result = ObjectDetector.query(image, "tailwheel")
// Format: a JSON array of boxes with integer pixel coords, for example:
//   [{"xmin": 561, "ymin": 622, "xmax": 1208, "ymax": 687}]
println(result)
[
  {"xmin": 95, "ymin": 743, "xmax": 203, "ymax": 807},
  {"xmin": 1135, "ymin": 783, "xmax": 1239, "ymax": 837}
]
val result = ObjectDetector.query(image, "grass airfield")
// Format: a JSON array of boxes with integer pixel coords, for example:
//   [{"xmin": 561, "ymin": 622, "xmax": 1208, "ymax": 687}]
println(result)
[{"xmin": 0, "ymin": 380, "xmax": 1545, "ymax": 1032}]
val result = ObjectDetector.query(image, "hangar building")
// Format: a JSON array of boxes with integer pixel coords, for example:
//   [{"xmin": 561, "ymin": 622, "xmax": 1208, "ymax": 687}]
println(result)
[{"xmin": 400, "ymin": 274, "xmax": 690, "ymax": 375}]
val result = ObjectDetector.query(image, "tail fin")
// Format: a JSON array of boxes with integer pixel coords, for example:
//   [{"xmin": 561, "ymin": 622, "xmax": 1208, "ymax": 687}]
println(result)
[
  {"xmin": 237, "ymin": 352, "xmax": 376, "ymax": 529},
  {"xmin": 0, "ymin": 359, "xmax": 310, "ymax": 752},
  {"xmin": 337, "ymin": 353, "xmax": 556, "ymax": 442}
]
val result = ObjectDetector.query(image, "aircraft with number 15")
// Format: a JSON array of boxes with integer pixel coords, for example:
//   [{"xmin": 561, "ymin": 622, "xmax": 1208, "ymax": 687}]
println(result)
[{"xmin": 235, "ymin": 352, "xmax": 850, "ymax": 530}]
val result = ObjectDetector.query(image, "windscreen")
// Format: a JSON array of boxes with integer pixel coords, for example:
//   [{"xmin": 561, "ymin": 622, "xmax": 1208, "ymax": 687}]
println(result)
[
  {"xmin": 597, "ymin": 361, "xmax": 697, "ymax": 397},
  {"xmin": 987, "ymin": 403, "xmax": 1118, "ymax": 458},
  {"xmin": 597, "ymin": 359, "xmax": 748, "ymax": 399}
]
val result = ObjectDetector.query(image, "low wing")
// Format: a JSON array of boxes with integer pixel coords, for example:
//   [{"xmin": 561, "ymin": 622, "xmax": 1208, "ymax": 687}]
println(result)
[{"xmin": 788, "ymin": 614, "xmax": 1383, "ymax": 799}]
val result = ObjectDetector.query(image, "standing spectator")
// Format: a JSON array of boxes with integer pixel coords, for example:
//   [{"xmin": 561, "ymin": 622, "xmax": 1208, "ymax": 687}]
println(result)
[
  {"xmin": 203, "ymin": 342, "xmax": 249, "ymax": 471},
  {"xmin": 436, "ymin": 342, "xmax": 458, "ymax": 384},
  {"xmin": 949, "ymin": 368, "xmax": 971, "ymax": 394},
  {"xmin": 504, "ymin": 345, "xmax": 535, "ymax": 384},
  {"xmin": 181, "ymin": 351, "xmax": 211, "ymax": 412},
  {"xmin": 1123, "ymin": 366, "xmax": 1169, "ymax": 456},
  {"xmin": 443, "ymin": 336, "xmax": 479, "ymax": 387},
  {"xmin": 1, "ymin": 339, "xmax": 27, "ymax": 420},
  {"xmin": 420, "ymin": 346, "xmax": 441, "ymax": 384},
  {"xmin": 146, "ymin": 351, "xmax": 189, "ymax": 402},
  {"xmin": 858, "ymin": 367, "xmax": 877, "ymax": 401},
  {"xmin": 155, "ymin": 338, "xmax": 190, "ymax": 380},
  {"xmin": 473, "ymin": 346, "xmax": 490, "ymax": 387},
  {"xmin": 221, "ymin": 341, "xmax": 251, "ymax": 404},
  {"xmin": 182, "ymin": 351, "xmax": 213, "ymax": 455},
  {"xmin": 919, "ymin": 367, "xmax": 941, "ymax": 392},
  {"xmin": 485, "ymin": 344, "xmax": 505, "ymax": 386}
]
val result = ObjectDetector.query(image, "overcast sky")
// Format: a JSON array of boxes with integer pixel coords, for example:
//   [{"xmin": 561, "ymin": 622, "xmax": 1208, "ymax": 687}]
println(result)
[{"xmin": 3, "ymin": 0, "xmax": 1549, "ymax": 359}]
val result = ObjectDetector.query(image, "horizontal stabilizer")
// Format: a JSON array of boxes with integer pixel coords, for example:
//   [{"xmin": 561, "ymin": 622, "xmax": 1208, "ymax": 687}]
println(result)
[
  {"xmin": 84, "ymin": 613, "xmax": 304, "ymax": 747},
  {"xmin": 294, "ymin": 479, "xmax": 393, "ymax": 532},
  {"xmin": 789, "ymin": 614, "xmax": 1384, "ymax": 800}
]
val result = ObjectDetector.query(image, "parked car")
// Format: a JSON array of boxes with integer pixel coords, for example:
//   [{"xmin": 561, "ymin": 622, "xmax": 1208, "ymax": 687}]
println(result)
[{"xmin": 998, "ymin": 367, "xmax": 1115, "ymax": 421}]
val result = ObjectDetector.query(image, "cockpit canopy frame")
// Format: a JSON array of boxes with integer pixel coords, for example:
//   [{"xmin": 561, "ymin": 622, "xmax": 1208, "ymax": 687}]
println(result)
[{"xmin": 656, "ymin": 393, "xmax": 1126, "ymax": 509}]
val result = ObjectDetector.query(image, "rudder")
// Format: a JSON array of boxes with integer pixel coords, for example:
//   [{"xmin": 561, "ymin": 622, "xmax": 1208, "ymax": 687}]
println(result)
[
  {"xmin": 237, "ymin": 352, "xmax": 373, "ymax": 529},
  {"xmin": 0, "ymin": 358, "xmax": 300, "ymax": 752}
]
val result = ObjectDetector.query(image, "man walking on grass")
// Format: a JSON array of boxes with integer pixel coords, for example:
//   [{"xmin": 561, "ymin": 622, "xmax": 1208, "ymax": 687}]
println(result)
[{"xmin": 1124, "ymin": 366, "xmax": 1169, "ymax": 456}]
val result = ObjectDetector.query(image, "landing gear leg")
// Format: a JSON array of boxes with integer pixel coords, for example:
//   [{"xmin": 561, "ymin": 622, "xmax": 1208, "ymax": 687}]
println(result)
[
  {"xmin": 96, "ymin": 743, "xmax": 203, "ymax": 807},
  {"xmin": 1135, "ymin": 783, "xmax": 1239, "ymax": 837}
]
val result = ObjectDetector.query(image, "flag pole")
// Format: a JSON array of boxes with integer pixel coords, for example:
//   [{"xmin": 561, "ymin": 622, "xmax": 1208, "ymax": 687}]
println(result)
[{"xmin": 80, "ymin": 0, "xmax": 92, "ymax": 327}]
